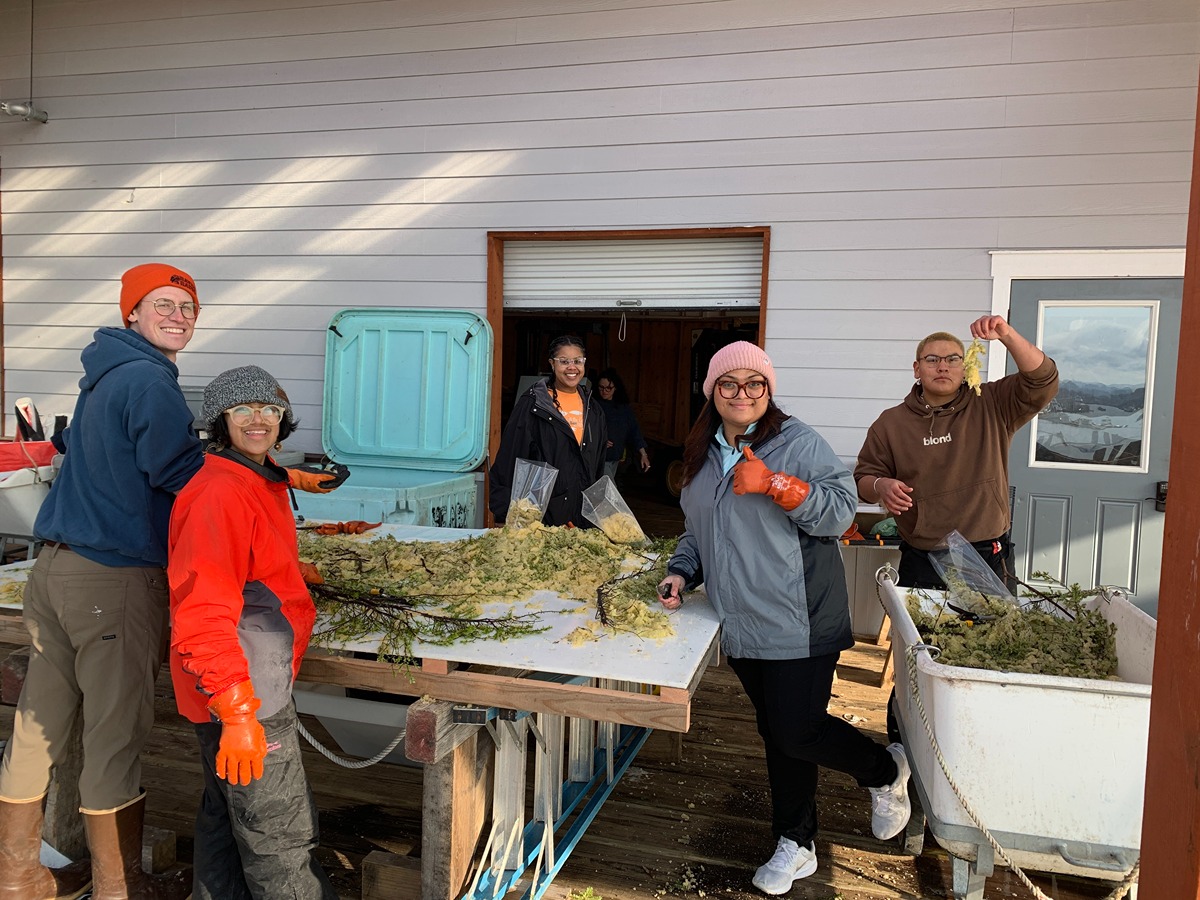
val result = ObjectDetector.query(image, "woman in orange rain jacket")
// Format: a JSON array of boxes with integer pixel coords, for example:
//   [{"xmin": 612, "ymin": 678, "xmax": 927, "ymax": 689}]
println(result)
[{"xmin": 168, "ymin": 365, "xmax": 335, "ymax": 900}]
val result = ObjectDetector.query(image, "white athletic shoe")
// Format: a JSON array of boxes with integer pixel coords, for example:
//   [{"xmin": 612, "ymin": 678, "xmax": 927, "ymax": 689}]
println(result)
[
  {"xmin": 870, "ymin": 742, "xmax": 912, "ymax": 840},
  {"xmin": 751, "ymin": 836, "xmax": 818, "ymax": 895}
]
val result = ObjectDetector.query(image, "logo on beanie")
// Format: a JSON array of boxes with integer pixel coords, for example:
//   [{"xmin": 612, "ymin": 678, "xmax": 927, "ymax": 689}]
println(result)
[{"xmin": 170, "ymin": 273, "xmax": 195, "ymax": 294}]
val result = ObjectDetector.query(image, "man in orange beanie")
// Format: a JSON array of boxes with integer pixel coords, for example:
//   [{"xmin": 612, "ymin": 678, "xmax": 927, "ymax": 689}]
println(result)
[
  {"xmin": 0, "ymin": 263, "xmax": 202, "ymax": 898},
  {"xmin": 0, "ymin": 263, "xmax": 340, "ymax": 898}
]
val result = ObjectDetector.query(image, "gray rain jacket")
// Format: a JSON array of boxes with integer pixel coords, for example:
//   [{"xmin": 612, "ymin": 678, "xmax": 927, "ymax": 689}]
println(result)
[{"xmin": 668, "ymin": 416, "xmax": 857, "ymax": 660}]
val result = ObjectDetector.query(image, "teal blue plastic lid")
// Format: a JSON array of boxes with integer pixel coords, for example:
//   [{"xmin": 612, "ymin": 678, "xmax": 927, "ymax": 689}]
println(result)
[{"xmin": 322, "ymin": 308, "xmax": 492, "ymax": 472}]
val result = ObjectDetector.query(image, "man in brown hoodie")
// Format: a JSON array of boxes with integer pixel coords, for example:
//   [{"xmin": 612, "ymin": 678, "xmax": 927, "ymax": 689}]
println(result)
[{"xmin": 854, "ymin": 315, "xmax": 1059, "ymax": 589}]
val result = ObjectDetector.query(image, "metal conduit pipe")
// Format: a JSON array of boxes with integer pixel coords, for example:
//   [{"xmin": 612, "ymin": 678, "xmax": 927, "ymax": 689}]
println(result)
[{"xmin": 0, "ymin": 101, "xmax": 48, "ymax": 123}]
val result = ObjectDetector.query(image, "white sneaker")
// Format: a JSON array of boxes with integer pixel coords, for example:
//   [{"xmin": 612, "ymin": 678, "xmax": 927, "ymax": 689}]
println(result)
[
  {"xmin": 870, "ymin": 742, "xmax": 912, "ymax": 840},
  {"xmin": 751, "ymin": 836, "xmax": 817, "ymax": 895}
]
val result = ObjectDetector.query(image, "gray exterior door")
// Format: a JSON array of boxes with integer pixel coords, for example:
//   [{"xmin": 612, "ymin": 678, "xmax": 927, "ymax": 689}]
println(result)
[{"xmin": 1008, "ymin": 278, "xmax": 1182, "ymax": 617}]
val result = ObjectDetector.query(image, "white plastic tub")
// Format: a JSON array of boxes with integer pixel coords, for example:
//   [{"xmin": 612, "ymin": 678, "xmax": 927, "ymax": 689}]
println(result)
[
  {"xmin": 292, "ymin": 684, "xmax": 417, "ymax": 767},
  {"xmin": 879, "ymin": 572, "xmax": 1151, "ymax": 885},
  {"xmin": 294, "ymin": 470, "xmax": 479, "ymax": 529},
  {"xmin": 0, "ymin": 466, "xmax": 56, "ymax": 538}
]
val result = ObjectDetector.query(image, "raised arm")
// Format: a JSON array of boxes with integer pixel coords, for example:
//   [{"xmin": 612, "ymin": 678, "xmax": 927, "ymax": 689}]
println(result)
[{"xmin": 970, "ymin": 315, "xmax": 1045, "ymax": 373}]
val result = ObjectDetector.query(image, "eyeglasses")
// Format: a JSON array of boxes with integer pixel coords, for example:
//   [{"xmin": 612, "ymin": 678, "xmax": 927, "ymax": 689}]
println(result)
[
  {"xmin": 146, "ymin": 298, "xmax": 198, "ymax": 319},
  {"xmin": 551, "ymin": 357, "xmax": 586, "ymax": 367},
  {"xmin": 225, "ymin": 404, "xmax": 285, "ymax": 426},
  {"xmin": 716, "ymin": 380, "xmax": 768, "ymax": 400},
  {"xmin": 597, "ymin": 383, "xmax": 615, "ymax": 392},
  {"xmin": 919, "ymin": 354, "xmax": 964, "ymax": 367}
]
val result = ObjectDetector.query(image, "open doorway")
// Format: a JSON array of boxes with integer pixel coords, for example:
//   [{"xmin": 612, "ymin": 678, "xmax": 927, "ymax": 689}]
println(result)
[
  {"xmin": 486, "ymin": 229, "xmax": 769, "ymax": 536},
  {"xmin": 499, "ymin": 310, "xmax": 760, "ymax": 535}
]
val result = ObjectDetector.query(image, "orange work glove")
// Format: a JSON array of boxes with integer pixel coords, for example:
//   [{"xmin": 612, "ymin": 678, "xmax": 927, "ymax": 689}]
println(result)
[
  {"xmin": 207, "ymin": 680, "xmax": 267, "ymax": 786},
  {"xmin": 287, "ymin": 467, "xmax": 338, "ymax": 494},
  {"xmin": 732, "ymin": 446, "xmax": 811, "ymax": 511},
  {"xmin": 841, "ymin": 522, "xmax": 864, "ymax": 542},
  {"xmin": 298, "ymin": 560, "xmax": 323, "ymax": 584}
]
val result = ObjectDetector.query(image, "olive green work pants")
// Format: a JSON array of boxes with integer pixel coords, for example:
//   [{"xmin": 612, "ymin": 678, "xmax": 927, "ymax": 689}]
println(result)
[{"xmin": 0, "ymin": 544, "xmax": 169, "ymax": 811}]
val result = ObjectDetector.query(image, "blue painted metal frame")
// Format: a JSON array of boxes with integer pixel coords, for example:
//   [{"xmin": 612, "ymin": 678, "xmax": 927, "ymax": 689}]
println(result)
[{"xmin": 462, "ymin": 724, "xmax": 652, "ymax": 900}]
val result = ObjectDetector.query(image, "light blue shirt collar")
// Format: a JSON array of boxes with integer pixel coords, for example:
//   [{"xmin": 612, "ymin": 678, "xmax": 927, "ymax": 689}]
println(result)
[{"xmin": 715, "ymin": 420, "xmax": 758, "ymax": 475}]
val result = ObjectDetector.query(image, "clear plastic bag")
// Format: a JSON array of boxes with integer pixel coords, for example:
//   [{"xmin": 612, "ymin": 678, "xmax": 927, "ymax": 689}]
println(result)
[
  {"xmin": 928, "ymin": 529, "xmax": 1016, "ymax": 608},
  {"xmin": 506, "ymin": 459, "xmax": 558, "ymax": 529},
  {"xmin": 581, "ymin": 475, "xmax": 647, "ymax": 544}
]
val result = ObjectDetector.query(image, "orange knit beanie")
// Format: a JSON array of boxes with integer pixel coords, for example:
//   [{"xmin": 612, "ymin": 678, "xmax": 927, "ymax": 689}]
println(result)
[{"xmin": 119, "ymin": 263, "xmax": 199, "ymax": 326}]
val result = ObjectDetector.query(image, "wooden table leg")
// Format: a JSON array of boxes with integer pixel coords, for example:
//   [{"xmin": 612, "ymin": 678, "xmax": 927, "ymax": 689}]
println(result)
[{"xmin": 419, "ymin": 725, "xmax": 493, "ymax": 900}]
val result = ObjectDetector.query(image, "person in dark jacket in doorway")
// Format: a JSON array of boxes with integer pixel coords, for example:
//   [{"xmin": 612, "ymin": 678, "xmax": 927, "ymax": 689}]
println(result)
[
  {"xmin": 657, "ymin": 341, "xmax": 910, "ymax": 895},
  {"xmin": 595, "ymin": 368, "xmax": 651, "ymax": 483},
  {"xmin": 489, "ymin": 335, "xmax": 607, "ymax": 527}
]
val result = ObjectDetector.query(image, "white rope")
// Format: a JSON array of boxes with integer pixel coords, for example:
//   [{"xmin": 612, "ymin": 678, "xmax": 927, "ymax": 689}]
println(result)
[
  {"xmin": 296, "ymin": 718, "xmax": 405, "ymax": 769},
  {"xmin": 904, "ymin": 644, "xmax": 1138, "ymax": 900}
]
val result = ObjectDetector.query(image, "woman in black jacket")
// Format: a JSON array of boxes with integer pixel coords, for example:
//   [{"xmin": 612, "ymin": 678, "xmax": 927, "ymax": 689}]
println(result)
[
  {"xmin": 596, "ymin": 368, "xmax": 651, "ymax": 483},
  {"xmin": 489, "ymin": 335, "xmax": 607, "ymax": 527}
]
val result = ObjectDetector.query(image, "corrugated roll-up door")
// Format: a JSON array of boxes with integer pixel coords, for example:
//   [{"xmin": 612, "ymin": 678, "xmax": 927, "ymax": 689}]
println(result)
[{"xmin": 503, "ymin": 237, "xmax": 763, "ymax": 309}]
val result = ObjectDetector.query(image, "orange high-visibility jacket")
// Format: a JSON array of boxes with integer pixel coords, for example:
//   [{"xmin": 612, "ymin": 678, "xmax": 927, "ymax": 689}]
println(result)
[{"xmin": 168, "ymin": 451, "xmax": 315, "ymax": 724}]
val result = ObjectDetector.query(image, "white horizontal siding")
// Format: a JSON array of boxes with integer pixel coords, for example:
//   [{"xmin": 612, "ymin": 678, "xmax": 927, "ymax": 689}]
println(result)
[
  {"xmin": 1, "ymin": 0, "xmax": 1197, "ymax": 456},
  {"xmin": 4, "ymin": 117, "xmax": 1193, "ymax": 169},
  {"xmin": 5, "ymin": 152, "xmax": 1193, "ymax": 213},
  {"xmin": 0, "ymin": 148, "xmax": 1194, "ymax": 193}
]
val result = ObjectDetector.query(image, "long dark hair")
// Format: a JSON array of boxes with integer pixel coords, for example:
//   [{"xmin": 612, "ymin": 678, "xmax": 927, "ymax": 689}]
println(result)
[
  {"xmin": 680, "ymin": 399, "xmax": 787, "ymax": 488},
  {"xmin": 596, "ymin": 368, "xmax": 630, "ymax": 405},
  {"xmin": 545, "ymin": 334, "xmax": 586, "ymax": 411}
]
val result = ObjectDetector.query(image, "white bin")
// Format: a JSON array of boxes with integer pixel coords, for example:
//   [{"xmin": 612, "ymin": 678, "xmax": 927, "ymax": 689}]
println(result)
[
  {"xmin": 0, "ymin": 466, "xmax": 56, "ymax": 538},
  {"xmin": 293, "ymin": 684, "xmax": 417, "ymax": 767},
  {"xmin": 879, "ymin": 573, "xmax": 1151, "ymax": 883}
]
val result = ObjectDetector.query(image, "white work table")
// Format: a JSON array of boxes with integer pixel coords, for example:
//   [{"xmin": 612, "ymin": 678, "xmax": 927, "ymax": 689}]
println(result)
[{"xmin": 322, "ymin": 523, "xmax": 719, "ymax": 690}]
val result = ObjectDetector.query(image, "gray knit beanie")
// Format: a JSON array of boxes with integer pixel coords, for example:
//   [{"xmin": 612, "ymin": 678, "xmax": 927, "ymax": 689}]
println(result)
[{"xmin": 201, "ymin": 365, "xmax": 295, "ymax": 433}]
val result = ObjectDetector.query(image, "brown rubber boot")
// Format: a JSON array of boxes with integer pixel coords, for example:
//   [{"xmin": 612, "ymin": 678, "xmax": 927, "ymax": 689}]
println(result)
[
  {"xmin": 0, "ymin": 796, "xmax": 92, "ymax": 900},
  {"xmin": 82, "ymin": 794, "xmax": 190, "ymax": 900}
]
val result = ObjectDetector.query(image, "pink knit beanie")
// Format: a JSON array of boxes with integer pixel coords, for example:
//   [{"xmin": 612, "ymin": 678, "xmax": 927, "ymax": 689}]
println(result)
[{"xmin": 702, "ymin": 341, "xmax": 777, "ymax": 399}]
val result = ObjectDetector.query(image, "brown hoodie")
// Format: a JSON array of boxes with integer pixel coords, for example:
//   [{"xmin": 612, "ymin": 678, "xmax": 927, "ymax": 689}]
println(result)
[{"xmin": 854, "ymin": 357, "xmax": 1059, "ymax": 550}]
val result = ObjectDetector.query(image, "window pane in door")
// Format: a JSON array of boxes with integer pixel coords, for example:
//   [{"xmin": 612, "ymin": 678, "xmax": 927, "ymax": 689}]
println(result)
[{"xmin": 1033, "ymin": 302, "xmax": 1155, "ymax": 471}]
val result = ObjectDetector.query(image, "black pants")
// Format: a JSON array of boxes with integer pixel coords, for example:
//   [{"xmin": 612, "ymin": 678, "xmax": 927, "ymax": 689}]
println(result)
[
  {"xmin": 193, "ymin": 703, "xmax": 336, "ymax": 900},
  {"xmin": 728, "ymin": 653, "xmax": 897, "ymax": 846}
]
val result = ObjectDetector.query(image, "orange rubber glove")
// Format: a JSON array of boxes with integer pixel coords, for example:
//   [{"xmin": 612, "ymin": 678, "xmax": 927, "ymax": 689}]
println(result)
[
  {"xmin": 287, "ymin": 467, "xmax": 339, "ymax": 494},
  {"xmin": 207, "ymin": 680, "xmax": 267, "ymax": 786},
  {"xmin": 732, "ymin": 446, "xmax": 811, "ymax": 511},
  {"xmin": 298, "ymin": 560, "xmax": 323, "ymax": 584}
]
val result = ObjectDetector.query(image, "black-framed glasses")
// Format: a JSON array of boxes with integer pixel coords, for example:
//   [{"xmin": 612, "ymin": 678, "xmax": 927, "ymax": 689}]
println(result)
[
  {"xmin": 551, "ymin": 357, "xmax": 586, "ymax": 366},
  {"xmin": 919, "ymin": 354, "xmax": 964, "ymax": 367},
  {"xmin": 716, "ymin": 380, "xmax": 768, "ymax": 400},
  {"xmin": 147, "ymin": 298, "xmax": 198, "ymax": 319},
  {"xmin": 225, "ymin": 404, "xmax": 285, "ymax": 426},
  {"xmin": 597, "ymin": 383, "xmax": 615, "ymax": 392}
]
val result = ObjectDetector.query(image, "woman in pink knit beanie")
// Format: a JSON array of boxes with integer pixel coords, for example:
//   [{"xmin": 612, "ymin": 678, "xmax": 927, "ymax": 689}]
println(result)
[{"xmin": 656, "ymin": 340, "xmax": 911, "ymax": 894}]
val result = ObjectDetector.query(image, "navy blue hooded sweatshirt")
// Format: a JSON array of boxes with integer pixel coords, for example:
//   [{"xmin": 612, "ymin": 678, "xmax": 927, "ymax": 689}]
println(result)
[{"xmin": 35, "ymin": 327, "xmax": 203, "ymax": 568}]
